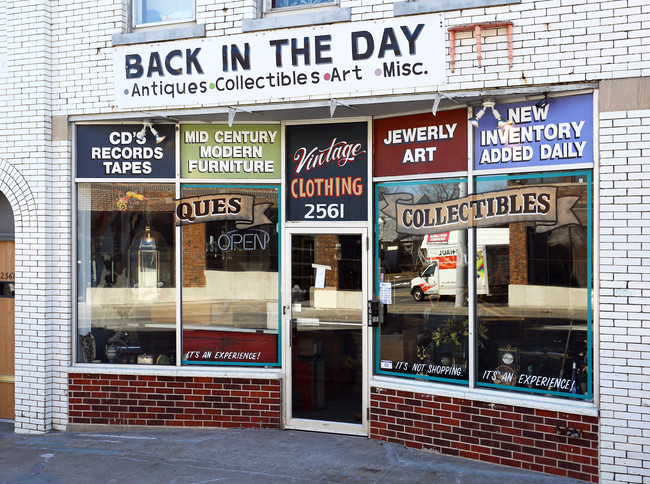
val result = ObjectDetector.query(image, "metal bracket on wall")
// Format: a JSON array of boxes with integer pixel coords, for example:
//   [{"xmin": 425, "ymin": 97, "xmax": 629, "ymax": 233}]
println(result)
[{"xmin": 449, "ymin": 21, "xmax": 514, "ymax": 72}]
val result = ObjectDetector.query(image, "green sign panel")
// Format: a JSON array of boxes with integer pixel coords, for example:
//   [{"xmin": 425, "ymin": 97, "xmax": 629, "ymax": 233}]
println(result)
[{"xmin": 181, "ymin": 124, "xmax": 281, "ymax": 179}]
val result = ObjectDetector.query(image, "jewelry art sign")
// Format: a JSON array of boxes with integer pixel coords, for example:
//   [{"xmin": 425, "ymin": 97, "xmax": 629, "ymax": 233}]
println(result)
[
  {"xmin": 381, "ymin": 186, "xmax": 581, "ymax": 235},
  {"xmin": 373, "ymin": 108, "xmax": 467, "ymax": 177},
  {"xmin": 114, "ymin": 14, "xmax": 445, "ymax": 109}
]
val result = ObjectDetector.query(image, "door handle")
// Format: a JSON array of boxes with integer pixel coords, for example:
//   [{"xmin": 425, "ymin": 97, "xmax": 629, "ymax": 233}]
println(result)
[{"xmin": 284, "ymin": 305, "xmax": 292, "ymax": 347}]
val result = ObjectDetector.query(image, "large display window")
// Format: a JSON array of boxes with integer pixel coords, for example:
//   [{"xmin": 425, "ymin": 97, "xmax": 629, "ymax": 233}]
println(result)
[
  {"xmin": 76, "ymin": 183, "xmax": 176, "ymax": 364},
  {"xmin": 475, "ymin": 172, "xmax": 592, "ymax": 399},
  {"xmin": 179, "ymin": 185, "xmax": 281, "ymax": 365},
  {"xmin": 375, "ymin": 179, "xmax": 470, "ymax": 384},
  {"xmin": 374, "ymin": 171, "xmax": 593, "ymax": 400}
]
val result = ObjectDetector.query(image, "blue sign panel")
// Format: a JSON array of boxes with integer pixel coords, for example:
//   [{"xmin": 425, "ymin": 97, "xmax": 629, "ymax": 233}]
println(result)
[
  {"xmin": 76, "ymin": 124, "xmax": 175, "ymax": 178},
  {"xmin": 286, "ymin": 122, "xmax": 368, "ymax": 222},
  {"xmin": 474, "ymin": 93, "xmax": 593, "ymax": 171}
]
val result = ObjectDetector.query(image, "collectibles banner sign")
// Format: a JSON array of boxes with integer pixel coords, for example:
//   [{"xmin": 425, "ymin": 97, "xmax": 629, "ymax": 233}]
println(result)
[
  {"xmin": 114, "ymin": 14, "xmax": 445, "ymax": 109},
  {"xmin": 175, "ymin": 193, "xmax": 272, "ymax": 228},
  {"xmin": 475, "ymin": 93, "xmax": 594, "ymax": 171},
  {"xmin": 76, "ymin": 124, "xmax": 175, "ymax": 178},
  {"xmin": 286, "ymin": 122, "xmax": 368, "ymax": 222},
  {"xmin": 381, "ymin": 186, "xmax": 580, "ymax": 235},
  {"xmin": 181, "ymin": 124, "xmax": 281, "ymax": 178},
  {"xmin": 373, "ymin": 109, "xmax": 468, "ymax": 177}
]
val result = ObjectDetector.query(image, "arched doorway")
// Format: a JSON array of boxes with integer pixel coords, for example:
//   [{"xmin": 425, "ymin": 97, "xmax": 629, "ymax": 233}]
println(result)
[{"xmin": 0, "ymin": 192, "xmax": 15, "ymax": 419}]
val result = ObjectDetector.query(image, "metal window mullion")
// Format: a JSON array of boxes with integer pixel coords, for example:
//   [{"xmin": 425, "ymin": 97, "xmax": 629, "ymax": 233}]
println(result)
[{"xmin": 467, "ymin": 106, "xmax": 477, "ymax": 390}]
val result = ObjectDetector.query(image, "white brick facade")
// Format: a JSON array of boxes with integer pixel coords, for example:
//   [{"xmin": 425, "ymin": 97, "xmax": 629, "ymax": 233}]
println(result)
[
  {"xmin": 598, "ymin": 108, "xmax": 650, "ymax": 484},
  {"xmin": 1, "ymin": 0, "xmax": 648, "ymax": 481}
]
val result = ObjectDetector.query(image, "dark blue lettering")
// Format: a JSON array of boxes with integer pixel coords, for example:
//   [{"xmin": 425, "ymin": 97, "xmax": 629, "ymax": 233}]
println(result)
[
  {"xmin": 125, "ymin": 54, "xmax": 143, "ymax": 79},
  {"xmin": 351, "ymin": 31, "xmax": 373, "ymax": 61}
]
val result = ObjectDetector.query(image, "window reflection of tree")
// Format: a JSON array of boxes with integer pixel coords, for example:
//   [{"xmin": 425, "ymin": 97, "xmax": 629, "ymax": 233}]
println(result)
[{"xmin": 378, "ymin": 182, "xmax": 462, "ymax": 274}]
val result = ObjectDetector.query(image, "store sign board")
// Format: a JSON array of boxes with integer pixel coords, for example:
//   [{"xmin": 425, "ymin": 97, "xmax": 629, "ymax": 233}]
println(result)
[
  {"xmin": 76, "ymin": 124, "xmax": 175, "ymax": 178},
  {"xmin": 382, "ymin": 186, "xmax": 581, "ymax": 236},
  {"xmin": 373, "ymin": 109, "xmax": 467, "ymax": 177},
  {"xmin": 113, "ymin": 14, "xmax": 445, "ymax": 109},
  {"xmin": 474, "ymin": 93, "xmax": 594, "ymax": 171},
  {"xmin": 180, "ymin": 124, "xmax": 281, "ymax": 179},
  {"xmin": 286, "ymin": 122, "xmax": 368, "ymax": 222}
]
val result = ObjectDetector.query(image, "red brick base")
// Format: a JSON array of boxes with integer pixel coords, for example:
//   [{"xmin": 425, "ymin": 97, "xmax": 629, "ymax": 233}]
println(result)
[
  {"xmin": 68, "ymin": 375, "xmax": 599, "ymax": 482},
  {"xmin": 68, "ymin": 373, "xmax": 281, "ymax": 429},
  {"xmin": 370, "ymin": 387, "xmax": 598, "ymax": 483}
]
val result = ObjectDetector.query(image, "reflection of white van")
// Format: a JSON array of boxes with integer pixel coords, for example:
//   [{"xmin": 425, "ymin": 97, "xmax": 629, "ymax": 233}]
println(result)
[
  {"xmin": 410, "ymin": 249, "xmax": 486, "ymax": 301},
  {"xmin": 410, "ymin": 262, "xmax": 440, "ymax": 301},
  {"xmin": 410, "ymin": 229, "xmax": 509, "ymax": 301}
]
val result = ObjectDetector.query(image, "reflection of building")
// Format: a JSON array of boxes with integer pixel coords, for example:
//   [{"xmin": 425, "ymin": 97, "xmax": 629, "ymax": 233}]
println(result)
[
  {"xmin": 507, "ymin": 179, "xmax": 589, "ymax": 308},
  {"xmin": 1, "ymin": 1, "xmax": 648, "ymax": 482}
]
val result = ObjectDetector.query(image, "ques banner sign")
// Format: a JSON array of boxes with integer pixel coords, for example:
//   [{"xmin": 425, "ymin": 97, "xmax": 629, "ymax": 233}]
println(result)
[
  {"xmin": 175, "ymin": 193, "xmax": 272, "ymax": 228},
  {"xmin": 286, "ymin": 122, "xmax": 368, "ymax": 222},
  {"xmin": 114, "ymin": 14, "xmax": 445, "ymax": 109},
  {"xmin": 381, "ymin": 186, "xmax": 581, "ymax": 236}
]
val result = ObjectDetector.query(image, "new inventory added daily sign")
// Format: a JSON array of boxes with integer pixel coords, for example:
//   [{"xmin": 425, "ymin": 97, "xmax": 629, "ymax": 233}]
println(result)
[{"xmin": 113, "ymin": 14, "xmax": 445, "ymax": 109}]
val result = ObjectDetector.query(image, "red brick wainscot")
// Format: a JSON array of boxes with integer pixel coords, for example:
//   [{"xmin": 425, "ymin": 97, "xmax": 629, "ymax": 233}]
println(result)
[
  {"xmin": 68, "ymin": 374, "xmax": 281, "ymax": 429},
  {"xmin": 370, "ymin": 387, "xmax": 598, "ymax": 483}
]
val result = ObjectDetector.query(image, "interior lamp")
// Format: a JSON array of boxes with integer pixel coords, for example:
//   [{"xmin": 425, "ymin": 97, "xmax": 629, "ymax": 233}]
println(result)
[{"xmin": 129, "ymin": 222, "xmax": 170, "ymax": 295}]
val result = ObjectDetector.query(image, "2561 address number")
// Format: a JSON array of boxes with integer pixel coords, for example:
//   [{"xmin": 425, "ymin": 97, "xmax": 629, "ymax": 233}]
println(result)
[{"xmin": 304, "ymin": 203, "xmax": 345, "ymax": 220}]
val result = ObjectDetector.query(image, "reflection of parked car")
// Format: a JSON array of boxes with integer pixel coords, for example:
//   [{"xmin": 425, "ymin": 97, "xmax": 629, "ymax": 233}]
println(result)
[{"xmin": 410, "ymin": 263, "xmax": 438, "ymax": 301}]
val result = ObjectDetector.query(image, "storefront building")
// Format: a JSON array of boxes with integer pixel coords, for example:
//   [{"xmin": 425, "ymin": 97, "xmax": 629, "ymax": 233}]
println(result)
[{"xmin": 1, "ymin": 1, "xmax": 649, "ymax": 483}]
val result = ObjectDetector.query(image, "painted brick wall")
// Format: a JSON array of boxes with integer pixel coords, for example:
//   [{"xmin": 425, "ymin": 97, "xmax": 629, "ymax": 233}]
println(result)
[
  {"xmin": 598, "ymin": 108, "xmax": 650, "ymax": 484},
  {"xmin": 68, "ymin": 374, "xmax": 281, "ymax": 429},
  {"xmin": 0, "ymin": 2, "xmax": 646, "ymax": 481},
  {"xmin": 0, "ymin": 0, "xmax": 71, "ymax": 435},
  {"xmin": 46, "ymin": 0, "xmax": 650, "ymax": 118},
  {"xmin": 370, "ymin": 387, "xmax": 599, "ymax": 483}
]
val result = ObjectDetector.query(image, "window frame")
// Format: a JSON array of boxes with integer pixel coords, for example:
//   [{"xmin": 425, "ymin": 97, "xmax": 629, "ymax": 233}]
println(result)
[
  {"xmin": 132, "ymin": 0, "xmax": 196, "ymax": 29},
  {"xmin": 264, "ymin": 0, "xmax": 338, "ymax": 15},
  {"xmin": 373, "ymin": 170, "xmax": 594, "ymax": 401},
  {"xmin": 374, "ymin": 177, "xmax": 471, "ymax": 387},
  {"xmin": 179, "ymin": 183, "xmax": 282, "ymax": 368}
]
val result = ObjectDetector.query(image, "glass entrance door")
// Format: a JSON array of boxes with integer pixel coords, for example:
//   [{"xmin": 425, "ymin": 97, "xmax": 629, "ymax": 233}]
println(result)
[{"xmin": 285, "ymin": 230, "xmax": 367, "ymax": 434}]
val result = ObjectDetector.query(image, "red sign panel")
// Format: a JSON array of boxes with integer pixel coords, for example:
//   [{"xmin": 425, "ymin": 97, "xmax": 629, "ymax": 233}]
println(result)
[
  {"xmin": 373, "ymin": 109, "xmax": 468, "ymax": 177},
  {"xmin": 183, "ymin": 330, "xmax": 278, "ymax": 364},
  {"xmin": 427, "ymin": 232, "xmax": 450, "ymax": 243}
]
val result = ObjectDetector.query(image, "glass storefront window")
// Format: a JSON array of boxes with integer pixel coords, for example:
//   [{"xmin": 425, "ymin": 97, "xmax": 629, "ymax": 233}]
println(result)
[
  {"xmin": 76, "ymin": 183, "xmax": 176, "ymax": 364},
  {"xmin": 180, "ymin": 185, "xmax": 280, "ymax": 365},
  {"xmin": 375, "ymin": 180, "xmax": 470, "ymax": 384},
  {"xmin": 374, "ymin": 171, "xmax": 593, "ymax": 400},
  {"xmin": 475, "ymin": 172, "xmax": 592, "ymax": 399}
]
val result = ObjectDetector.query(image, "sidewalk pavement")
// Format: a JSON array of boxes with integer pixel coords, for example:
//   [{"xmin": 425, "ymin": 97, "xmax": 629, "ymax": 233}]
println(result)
[{"xmin": 0, "ymin": 420, "xmax": 586, "ymax": 484}]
